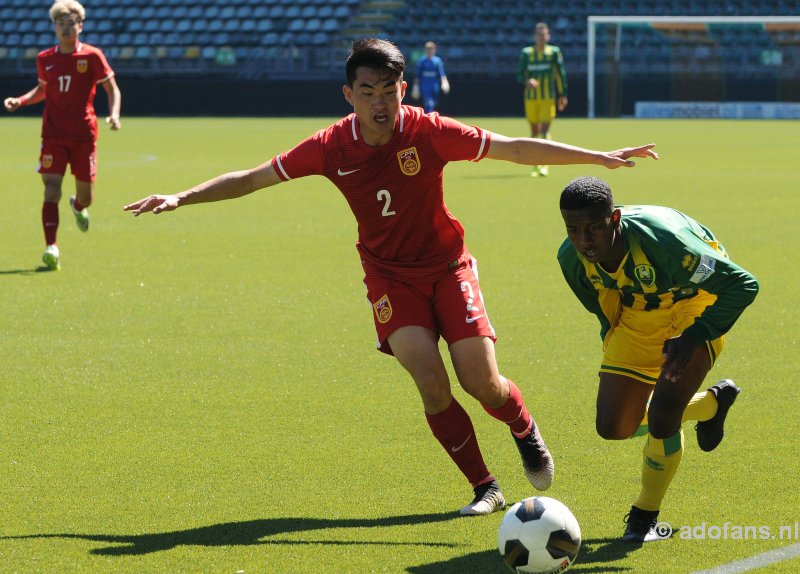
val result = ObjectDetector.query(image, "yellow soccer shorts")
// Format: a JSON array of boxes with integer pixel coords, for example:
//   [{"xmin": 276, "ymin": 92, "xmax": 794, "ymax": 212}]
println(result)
[
  {"xmin": 525, "ymin": 97, "xmax": 556, "ymax": 125},
  {"xmin": 600, "ymin": 292, "xmax": 725, "ymax": 384}
]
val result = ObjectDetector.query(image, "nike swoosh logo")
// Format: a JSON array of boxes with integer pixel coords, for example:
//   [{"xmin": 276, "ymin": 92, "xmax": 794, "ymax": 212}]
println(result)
[
  {"xmin": 337, "ymin": 168, "xmax": 359, "ymax": 176},
  {"xmin": 465, "ymin": 315, "xmax": 484, "ymax": 324},
  {"xmin": 46, "ymin": 65, "xmax": 55, "ymax": 70},
  {"xmin": 451, "ymin": 433, "xmax": 473, "ymax": 453}
]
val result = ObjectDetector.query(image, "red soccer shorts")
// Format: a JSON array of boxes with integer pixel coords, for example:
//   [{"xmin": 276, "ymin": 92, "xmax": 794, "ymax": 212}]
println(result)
[
  {"xmin": 38, "ymin": 138, "xmax": 97, "ymax": 182},
  {"xmin": 363, "ymin": 256, "xmax": 497, "ymax": 355}
]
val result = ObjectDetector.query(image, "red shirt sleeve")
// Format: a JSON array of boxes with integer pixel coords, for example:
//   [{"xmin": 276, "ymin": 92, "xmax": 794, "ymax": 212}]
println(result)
[
  {"xmin": 272, "ymin": 128, "xmax": 327, "ymax": 181},
  {"xmin": 93, "ymin": 49, "xmax": 114, "ymax": 84},
  {"xmin": 36, "ymin": 52, "xmax": 46, "ymax": 84},
  {"xmin": 427, "ymin": 113, "xmax": 491, "ymax": 163}
]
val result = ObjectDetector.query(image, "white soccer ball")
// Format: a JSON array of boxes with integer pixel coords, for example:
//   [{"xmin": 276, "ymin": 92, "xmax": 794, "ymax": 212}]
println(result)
[{"xmin": 497, "ymin": 496, "xmax": 581, "ymax": 574}]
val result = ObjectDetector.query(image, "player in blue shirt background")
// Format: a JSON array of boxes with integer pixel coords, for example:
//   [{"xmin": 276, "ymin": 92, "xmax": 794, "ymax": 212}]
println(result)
[{"xmin": 412, "ymin": 41, "xmax": 450, "ymax": 113}]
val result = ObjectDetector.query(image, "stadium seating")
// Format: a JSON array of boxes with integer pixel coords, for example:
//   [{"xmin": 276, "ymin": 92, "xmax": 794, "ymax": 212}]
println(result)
[{"xmin": 0, "ymin": 0, "xmax": 796, "ymax": 80}]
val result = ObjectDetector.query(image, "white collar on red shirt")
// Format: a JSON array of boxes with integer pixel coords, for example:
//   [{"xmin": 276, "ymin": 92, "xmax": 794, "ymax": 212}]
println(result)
[{"xmin": 350, "ymin": 107, "xmax": 406, "ymax": 142}]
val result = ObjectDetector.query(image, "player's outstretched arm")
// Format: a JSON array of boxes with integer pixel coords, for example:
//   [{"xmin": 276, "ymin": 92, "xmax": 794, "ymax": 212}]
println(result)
[
  {"xmin": 602, "ymin": 144, "xmax": 659, "ymax": 168},
  {"xmin": 123, "ymin": 161, "xmax": 281, "ymax": 216},
  {"xmin": 486, "ymin": 135, "xmax": 658, "ymax": 169}
]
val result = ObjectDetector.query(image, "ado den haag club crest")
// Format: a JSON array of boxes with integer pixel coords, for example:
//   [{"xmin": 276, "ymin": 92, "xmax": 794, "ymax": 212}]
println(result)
[
  {"xmin": 397, "ymin": 147, "xmax": 420, "ymax": 176},
  {"xmin": 634, "ymin": 264, "xmax": 656, "ymax": 288}
]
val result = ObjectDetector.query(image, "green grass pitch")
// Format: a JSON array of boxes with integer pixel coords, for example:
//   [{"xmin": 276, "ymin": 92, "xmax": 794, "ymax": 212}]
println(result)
[{"xmin": 1, "ymin": 116, "xmax": 798, "ymax": 573}]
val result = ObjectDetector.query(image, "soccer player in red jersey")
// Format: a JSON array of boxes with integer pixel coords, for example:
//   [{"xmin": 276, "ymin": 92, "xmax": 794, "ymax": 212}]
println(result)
[
  {"xmin": 4, "ymin": 0, "xmax": 121, "ymax": 270},
  {"xmin": 124, "ymin": 39, "xmax": 657, "ymax": 515}
]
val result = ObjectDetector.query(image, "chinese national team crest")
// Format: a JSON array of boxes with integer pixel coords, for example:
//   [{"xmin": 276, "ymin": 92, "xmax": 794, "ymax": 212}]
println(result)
[
  {"xmin": 397, "ymin": 147, "xmax": 420, "ymax": 176},
  {"xmin": 41, "ymin": 154, "xmax": 53, "ymax": 169},
  {"xmin": 634, "ymin": 264, "xmax": 656, "ymax": 288},
  {"xmin": 373, "ymin": 294, "xmax": 393, "ymax": 324},
  {"xmin": 77, "ymin": 59, "xmax": 88, "ymax": 73}
]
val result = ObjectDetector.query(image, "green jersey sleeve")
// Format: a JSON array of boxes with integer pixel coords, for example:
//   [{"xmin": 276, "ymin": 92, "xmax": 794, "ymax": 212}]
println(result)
[{"xmin": 626, "ymin": 208, "xmax": 759, "ymax": 344}]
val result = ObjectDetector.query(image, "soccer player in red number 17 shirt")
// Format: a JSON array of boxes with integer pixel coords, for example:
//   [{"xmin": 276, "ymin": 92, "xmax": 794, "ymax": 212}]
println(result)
[
  {"xmin": 4, "ymin": 0, "xmax": 121, "ymax": 270},
  {"xmin": 124, "ymin": 38, "xmax": 658, "ymax": 515}
]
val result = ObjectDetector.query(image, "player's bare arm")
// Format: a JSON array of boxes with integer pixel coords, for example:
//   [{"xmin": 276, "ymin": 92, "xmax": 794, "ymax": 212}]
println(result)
[
  {"xmin": 101, "ymin": 77, "xmax": 122, "ymax": 130},
  {"xmin": 124, "ymin": 161, "xmax": 281, "ymax": 216},
  {"xmin": 4, "ymin": 84, "xmax": 45, "ymax": 112},
  {"xmin": 486, "ymin": 135, "xmax": 658, "ymax": 168}
]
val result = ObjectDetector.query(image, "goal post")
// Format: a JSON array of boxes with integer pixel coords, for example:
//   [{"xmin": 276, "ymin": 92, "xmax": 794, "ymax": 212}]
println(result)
[{"xmin": 587, "ymin": 16, "xmax": 800, "ymax": 118}]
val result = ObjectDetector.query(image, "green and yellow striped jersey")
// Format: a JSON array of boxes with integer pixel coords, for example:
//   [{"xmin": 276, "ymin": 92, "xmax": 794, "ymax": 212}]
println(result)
[
  {"xmin": 517, "ymin": 44, "xmax": 567, "ymax": 101},
  {"xmin": 557, "ymin": 206, "xmax": 759, "ymax": 344}
]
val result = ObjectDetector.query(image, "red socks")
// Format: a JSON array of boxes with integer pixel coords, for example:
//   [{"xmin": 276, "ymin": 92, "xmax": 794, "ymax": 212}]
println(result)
[
  {"xmin": 482, "ymin": 380, "xmax": 533, "ymax": 438},
  {"xmin": 42, "ymin": 201, "xmax": 59, "ymax": 245},
  {"xmin": 426, "ymin": 399, "xmax": 493, "ymax": 487}
]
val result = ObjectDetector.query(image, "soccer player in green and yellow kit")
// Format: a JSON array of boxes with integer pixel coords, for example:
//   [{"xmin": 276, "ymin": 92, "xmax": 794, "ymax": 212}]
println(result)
[
  {"xmin": 557, "ymin": 176, "xmax": 759, "ymax": 543},
  {"xmin": 518, "ymin": 22, "xmax": 568, "ymax": 178}
]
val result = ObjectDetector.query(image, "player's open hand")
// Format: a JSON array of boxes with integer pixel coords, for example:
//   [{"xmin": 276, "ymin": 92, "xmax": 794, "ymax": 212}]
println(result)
[
  {"xmin": 123, "ymin": 194, "xmax": 180, "ymax": 216},
  {"xmin": 661, "ymin": 333, "xmax": 700, "ymax": 382},
  {"xmin": 600, "ymin": 143, "xmax": 659, "ymax": 169},
  {"xmin": 106, "ymin": 115, "xmax": 121, "ymax": 130}
]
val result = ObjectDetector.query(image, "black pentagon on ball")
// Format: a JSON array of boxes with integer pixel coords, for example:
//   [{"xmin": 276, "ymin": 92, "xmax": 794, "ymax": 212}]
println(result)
[
  {"xmin": 502, "ymin": 539, "xmax": 529, "ymax": 568},
  {"xmin": 515, "ymin": 497, "xmax": 547, "ymax": 522},
  {"xmin": 546, "ymin": 528, "xmax": 581, "ymax": 560}
]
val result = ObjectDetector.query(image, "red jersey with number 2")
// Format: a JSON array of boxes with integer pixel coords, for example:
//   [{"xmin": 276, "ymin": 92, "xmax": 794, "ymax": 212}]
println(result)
[
  {"xmin": 36, "ymin": 42, "xmax": 114, "ymax": 142},
  {"xmin": 272, "ymin": 106, "xmax": 492, "ymax": 282}
]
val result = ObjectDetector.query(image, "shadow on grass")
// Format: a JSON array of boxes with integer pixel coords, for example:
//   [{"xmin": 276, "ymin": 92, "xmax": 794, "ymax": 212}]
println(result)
[
  {"xmin": 407, "ymin": 549, "xmax": 506, "ymax": 573},
  {"xmin": 0, "ymin": 512, "xmax": 462, "ymax": 556},
  {"xmin": 568, "ymin": 536, "xmax": 641, "ymax": 573},
  {"xmin": 406, "ymin": 537, "xmax": 640, "ymax": 574},
  {"xmin": 0, "ymin": 266, "xmax": 56, "ymax": 275}
]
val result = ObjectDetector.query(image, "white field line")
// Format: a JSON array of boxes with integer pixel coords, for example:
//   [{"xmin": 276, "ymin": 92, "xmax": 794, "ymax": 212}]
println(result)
[{"xmin": 691, "ymin": 542, "xmax": 800, "ymax": 574}]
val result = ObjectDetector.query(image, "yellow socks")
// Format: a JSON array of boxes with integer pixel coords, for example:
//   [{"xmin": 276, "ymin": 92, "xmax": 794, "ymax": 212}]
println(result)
[
  {"xmin": 628, "ymin": 392, "xmax": 715, "ymax": 512},
  {"xmin": 632, "ymin": 390, "xmax": 717, "ymax": 438},
  {"xmin": 633, "ymin": 430, "xmax": 684, "ymax": 511},
  {"xmin": 682, "ymin": 391, "xmax": 718, "ymax": 423}
]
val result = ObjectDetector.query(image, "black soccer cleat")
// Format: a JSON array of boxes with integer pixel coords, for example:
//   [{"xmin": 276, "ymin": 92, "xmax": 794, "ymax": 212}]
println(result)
[
  {"xmin": 696, "ymin": 379, "xmax": 741, "ymax": 452},
  {"xmin": 623, "ymin": 506, "xmax": 668, "ymax": 543},
  {"xmin": 512, "ymin": 421, "xmax": 554, "ymax": 490}
]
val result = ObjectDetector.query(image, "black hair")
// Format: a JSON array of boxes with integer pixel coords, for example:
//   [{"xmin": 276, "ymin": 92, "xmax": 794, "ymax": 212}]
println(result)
[
  {"xmin": 346, "ymin": 38, "xmax": 405, "ymax": 86},
  {"xmin": 559, "ymin": 176, "xmax": 614, "ymax": 213}
]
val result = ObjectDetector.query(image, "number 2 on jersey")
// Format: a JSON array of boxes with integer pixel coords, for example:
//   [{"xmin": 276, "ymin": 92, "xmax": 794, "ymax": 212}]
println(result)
[
  {"xmin": 377, "ymin": 189, "xmax": 396, "ymax": 217},
  {"xmin": 460, "ymin": 281, "xmax": 481, "ymax": 312}
]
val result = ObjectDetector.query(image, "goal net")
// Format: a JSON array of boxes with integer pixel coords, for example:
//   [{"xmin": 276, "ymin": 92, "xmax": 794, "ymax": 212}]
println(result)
[{"xmin": 587, "ymin": 16, "xmax": 800, "ymax": 118}]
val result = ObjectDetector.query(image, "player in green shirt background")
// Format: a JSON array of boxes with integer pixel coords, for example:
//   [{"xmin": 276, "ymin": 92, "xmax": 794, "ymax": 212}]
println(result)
[
  {"xmin": 517, "ymin": 22, "xmax": 568, "ymax": 178},
  {"xmin": 557, "ymin": 176, "xmax": 759, "ymax": 543}
]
